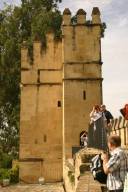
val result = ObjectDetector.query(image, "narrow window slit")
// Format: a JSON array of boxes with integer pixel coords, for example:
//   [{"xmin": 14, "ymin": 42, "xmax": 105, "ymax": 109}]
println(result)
[
  {"xmin": 44, "ymin": 135, "xmax": 47, "ymax": 142},
  {"xmin": 83, "ymin": 91, "xmax": 86, "ymax": 100},
  {"xmin": 58, "ymin": 101, "xmax": 61, "ymax": 107}
]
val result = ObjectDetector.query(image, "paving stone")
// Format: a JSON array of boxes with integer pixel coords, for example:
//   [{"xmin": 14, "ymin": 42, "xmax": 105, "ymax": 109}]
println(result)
[{"xmin": 0, "ymin": 183, "xmax": 64, "ymax": 192}]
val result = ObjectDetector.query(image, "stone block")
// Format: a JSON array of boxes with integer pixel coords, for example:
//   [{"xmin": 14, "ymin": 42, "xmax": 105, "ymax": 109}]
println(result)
[
  {"xmin": 40, "ymin": 71, "xmax": 62, "ymax": 83},
  {"xmin": 21, "ymin": 70, "xmax": 37, "ymax": 84},
  {"xmin": 19, "ymin": 161, "xmax": 42, "ymax": 183}
]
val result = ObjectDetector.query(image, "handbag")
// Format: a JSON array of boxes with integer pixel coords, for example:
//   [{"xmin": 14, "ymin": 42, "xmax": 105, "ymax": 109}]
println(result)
[{"xmin": 90, "ymin": 154, "xmax": 107, "ymax": 184}]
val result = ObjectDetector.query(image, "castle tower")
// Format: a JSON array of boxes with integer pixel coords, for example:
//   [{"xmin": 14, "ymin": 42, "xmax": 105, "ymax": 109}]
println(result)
[
  {"xmin": 19, "ymin": 7, "xmax": 105, "ymax": 183},
  {"xmin": 62, "ymin": 7, "xmax": 103, "ymax": 158},
  {"xmin": 20, "ymin": 34, "xmax": 63, "ymax": 183}
]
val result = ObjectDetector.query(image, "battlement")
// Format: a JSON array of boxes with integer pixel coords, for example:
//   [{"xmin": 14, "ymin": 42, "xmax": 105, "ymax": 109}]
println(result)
[
  {"xmin": 21, "ymin": 33, "xmax": 62, "ymax": 85},
  {"xmin": 21, "ymin": 8, "xmax": 104, "ymax": 74},
  {"xmin": 63, "ymin": 7, "xmax": 101, "ymax": 25},
  {"xmin": 21, "ymin": 33, "xmax": 62, "ymax": 70}
]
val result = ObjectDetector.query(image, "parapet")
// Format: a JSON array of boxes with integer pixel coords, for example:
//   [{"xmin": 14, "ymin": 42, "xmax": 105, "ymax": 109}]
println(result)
[
  {"xmin": 21, "ymin": 7, "xmax": 103, "ymax": 70},
  {"xmin": 63, "ymin": 7, "xmax": 101, "ymax": 26},
  {"xmin": 21, "ymin": 33, "xmax": 62, "ymax": 70}
]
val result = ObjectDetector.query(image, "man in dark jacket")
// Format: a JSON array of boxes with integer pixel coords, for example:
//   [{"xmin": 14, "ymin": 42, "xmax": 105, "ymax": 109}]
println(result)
[{"xmin": 100, "ymin": 105, "xmax": 113, "ymax": 134}]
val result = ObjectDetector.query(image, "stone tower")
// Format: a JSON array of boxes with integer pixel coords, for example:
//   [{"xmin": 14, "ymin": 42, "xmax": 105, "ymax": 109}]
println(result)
[{"xmin": 19, "ymin": 8, "xmax": 104, "ymax": 183}]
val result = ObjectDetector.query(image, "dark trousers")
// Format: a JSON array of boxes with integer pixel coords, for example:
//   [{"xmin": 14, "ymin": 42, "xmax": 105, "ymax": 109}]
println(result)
[{"xmin": 108, "ymin": 190, "xmax": 123, "ymax": 192}]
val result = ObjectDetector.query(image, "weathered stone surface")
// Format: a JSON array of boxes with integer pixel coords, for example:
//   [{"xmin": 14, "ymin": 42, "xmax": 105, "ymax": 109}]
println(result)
[
  {"xmin": 0, "ymin": 183, "xmax": 64, "ymax": 192},
  {"xmin": 74, "ymin": 148, "xmax": 107, "ymax": 192},
  {"xmin": 63, "ymin": 148, "xmax": 107, "ymax": 192},
  {"xmin": 20, "ymin": 8, "xmax": 104, "ymax": 183}
]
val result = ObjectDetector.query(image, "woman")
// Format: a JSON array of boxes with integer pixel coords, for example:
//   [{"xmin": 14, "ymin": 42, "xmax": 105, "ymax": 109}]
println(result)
[{"xmin": 88, "ymin": 105, "xmax": 108, "ymax": 151}]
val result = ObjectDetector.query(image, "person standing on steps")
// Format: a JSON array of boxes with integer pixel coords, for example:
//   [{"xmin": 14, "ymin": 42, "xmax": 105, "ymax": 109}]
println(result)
[
  {"xmin": 101, "ymin": 135, "xmax": 128, "ymax": 192},
  {"xmin": 100, "ymin": 105, "xmax": 113, "ymax": 135},
  {"xmin": 88, "ymin": 105, "xmax": 107, "ymax": 151},
  {"xmin": 80, "ymin": 131, "xmax": 88, "ymax": 148}
]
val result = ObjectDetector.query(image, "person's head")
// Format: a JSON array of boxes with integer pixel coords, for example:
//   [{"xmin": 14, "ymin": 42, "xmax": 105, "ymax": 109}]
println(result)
[
  {"xmin": 100, "ymin": 104, "xmax": 106, "ymax": 112},
  {"xmin": 124, "ymin": 104, "xmax": 128, "ymax": 110},
  {"xmin": 94, "ymin": 105, "xmax": 100, "ymax": 112},
  {"xmin": 108, "ymin": 135, "xmax": 121, "ymax": 151}
]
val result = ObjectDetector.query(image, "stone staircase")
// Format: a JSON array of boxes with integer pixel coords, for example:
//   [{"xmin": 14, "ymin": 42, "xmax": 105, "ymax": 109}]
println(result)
[{"xmin": 75, "ymin": 148, "xmax": 107, "ymax": 192}]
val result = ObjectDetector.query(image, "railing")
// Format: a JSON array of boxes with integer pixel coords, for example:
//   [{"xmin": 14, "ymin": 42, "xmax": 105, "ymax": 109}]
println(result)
[{"xmin": 110, "ymin": 116, "xmax": 128, "ymax": 147}]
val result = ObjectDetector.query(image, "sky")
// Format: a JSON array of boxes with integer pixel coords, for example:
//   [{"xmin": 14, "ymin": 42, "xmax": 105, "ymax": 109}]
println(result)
[{"xmin": 1, "ymin": 0, "xmax": 128, "ymax": 117}]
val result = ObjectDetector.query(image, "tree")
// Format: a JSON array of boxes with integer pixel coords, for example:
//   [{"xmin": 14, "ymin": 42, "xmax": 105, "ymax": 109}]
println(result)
[{"xmin": 0, "ymin": 0, "xmax": 62, "ymax": 155}]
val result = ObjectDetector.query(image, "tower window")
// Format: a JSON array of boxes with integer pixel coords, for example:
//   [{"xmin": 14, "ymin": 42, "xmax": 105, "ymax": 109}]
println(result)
[
  {"xmin": 83, "ymin": 91, "xmax": 86, "ymax": 100},
  {"xmin": 58, "ymin": 101, "xmax": 61, "ymax": 107},
  {"xmin": 44, "ymin": 135, "xmax": 47, "ymax": 142}
]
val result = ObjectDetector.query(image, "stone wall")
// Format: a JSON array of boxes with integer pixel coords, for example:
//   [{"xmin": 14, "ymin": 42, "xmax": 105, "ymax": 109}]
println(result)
[
  {"xmin": 19, "ymin": 7, "xmax": 105, "ymax": 183},
  {"xmin": 20, "ymin": 34, "xmax": 63, "ymax": 183}
]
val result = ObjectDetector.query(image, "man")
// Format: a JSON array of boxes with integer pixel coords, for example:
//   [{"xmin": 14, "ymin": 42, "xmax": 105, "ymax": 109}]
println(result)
[
  {"xmin": 101, "ymin": 105, "xmax": 113, "ymax": 134},
  {"xmin": 101, "ymin": 105, "xmax": 113, "ymax": 125},
  {"xmin": 101, "ymin": 135, "xmax": 128, "ymax": 192}
]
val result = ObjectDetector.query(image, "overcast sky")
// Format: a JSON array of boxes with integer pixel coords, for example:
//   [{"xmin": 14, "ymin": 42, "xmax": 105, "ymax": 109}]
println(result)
[{"xmin": 1, "ymin": 0, "xmax": 128, "ymax": 117}]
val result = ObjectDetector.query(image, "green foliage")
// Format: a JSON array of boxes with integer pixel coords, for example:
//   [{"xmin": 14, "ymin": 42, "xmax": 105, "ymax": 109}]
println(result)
[
  {"xmin": 0, "ymin": 153, "xmax": 12, "ymax": 169},
  {"xmin": 101, "ymin": 22, "xmax": 107, "ymax": 37},
  {"xmin": 68, "ymin": 170, "xmax": 75, "ymax": 184},
  {"xmin": 0, "ymin": 169, "xmax": 10, "ymax": 181},
  {"xmin": 9, "ymin": 165, "xmax": 19, "ymax": 183},
  {"xmin": 0, "ymin": 0, "xmax": 62, "ymax": 154},
  {"xmin": 0, "ymin": 166, "xmax": 19, "ymax": 183}
]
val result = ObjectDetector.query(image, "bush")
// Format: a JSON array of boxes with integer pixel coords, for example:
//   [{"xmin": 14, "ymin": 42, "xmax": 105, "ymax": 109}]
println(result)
[
  {"xmin": 0, "ymin": 153, "xmax": 13, "ymax": 169},
  {"xmin": 0, "ymin": 166, "xmax": 19, "ymax": 184},
  {"xmin": 9, "ymin": 165, "xmax": 19, "ymax": 183},
  {"xmin": 68, "ymin": 170, "xmax": 75, "ymax": 184},
  {"xmin": 0, "ymin": 168, "xmax": 10, "ymax": 181}
]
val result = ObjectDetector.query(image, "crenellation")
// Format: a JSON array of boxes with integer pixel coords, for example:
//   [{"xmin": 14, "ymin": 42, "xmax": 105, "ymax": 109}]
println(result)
[
  {"xmin": 63, "ymin": 8, "xmax": 71, "ymax": 25},
  {"xmin": 21, "ymin": 41, "xmax": 31, "ymax": 69},
  {"xmin": 33, "ymin": 40, "xmax": 42, "ymax": 69},
  {"xmin": 37, "ymin": 33, "xmax": 62, "ymax": 70},
  {"xmin": 76, "ymin": 9, "xmax": 86, "ymax": 24},
  {"xmin": 92, "ymin": 7, "xmax": 101, "ymax": 24},
  {"xmin": 92, "ymin": 7, "xmax": 101, "ymax": 15}
]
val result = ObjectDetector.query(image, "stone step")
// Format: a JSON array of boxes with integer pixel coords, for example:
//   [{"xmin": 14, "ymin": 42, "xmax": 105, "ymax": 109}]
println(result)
[
  {"xmin": 79, "ymin": 163, "xmax": 90, "ymax": 174},
  {"xmin": 81, "ymin": 154, "xmax": 97, "ymax": 163},
  {"xmin": 76, "ymin": 171, "xmax": 104, "ymax": 192}
]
